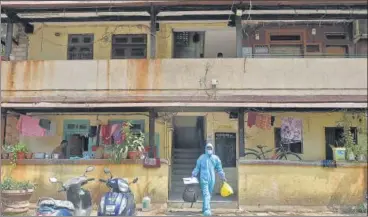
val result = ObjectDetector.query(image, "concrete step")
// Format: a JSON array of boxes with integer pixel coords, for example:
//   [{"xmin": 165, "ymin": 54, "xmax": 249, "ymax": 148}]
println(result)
[
  {"xmin": 173, "ymin": 152, "xmax": 201, "ymax": 159},
  {"xmin": 173, "ymin": 149, "xmax": 202, "ymax": 154},
  {"xmin": 172, "ymin": 164, "xmax": 194, "ymax": 170},
  {"xmin": 172, "ymin": 174, "xmax": 185, "ymax": 181},
  {"xmin": 170, "ymin": 186, "xmax": 186, "ymax": 194},
  {"xmin": 172, "ymin": 168, "xmax": 193, "ymax": 176},
  {"xmin": 173, "ymin": 158, "xmax": 197, "ymax": 164}
]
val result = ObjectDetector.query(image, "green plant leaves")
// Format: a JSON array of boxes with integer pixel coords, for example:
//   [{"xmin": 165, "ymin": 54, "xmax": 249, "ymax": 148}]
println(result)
[{"xmin": 0, "ymin": 177, "xmax": 35, "ymax": 191}]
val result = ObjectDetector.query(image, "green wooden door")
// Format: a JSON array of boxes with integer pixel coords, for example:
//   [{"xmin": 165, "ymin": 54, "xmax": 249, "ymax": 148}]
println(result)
[{"xmin": 63, "ymin": 120, "xmax": 90, "ymax": 157}]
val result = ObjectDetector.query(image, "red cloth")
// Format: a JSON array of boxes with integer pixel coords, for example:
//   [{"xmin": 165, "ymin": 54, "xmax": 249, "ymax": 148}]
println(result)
[
  {"xmin": 247, "ymin": 112, "xmax": 257, "ymax": 128},
  {"xmin": 100, "ymin": 125, "xmax": 111, "ymax": 144},
  {"xmin": 16, "ymin": 115, "xmax": 46, "ymax": 137},
  {"xmin": 255, "ymin": 114, "xmax": 272, "ymax": 130}
]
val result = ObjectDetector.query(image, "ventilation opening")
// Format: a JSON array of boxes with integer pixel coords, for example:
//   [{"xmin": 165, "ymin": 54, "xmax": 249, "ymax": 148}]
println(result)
[
  {"xmin": 306, "ymin": 44, "xmax": 321, "ymax": 53},
  {"xmin": 326, "ymin": 33, "xmax": 346, "ymax": 40},
  {"xmin": 270, "ymin": 35, "xmax": 301, "ymax": 41}
]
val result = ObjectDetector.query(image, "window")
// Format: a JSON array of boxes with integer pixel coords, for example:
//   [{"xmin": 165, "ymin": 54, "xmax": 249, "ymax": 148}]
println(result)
[
  {"xmin": 270, "ymin": 35, "xmax": 301, "ymax": 41},
  {"xmin": 325, "ymin": 127, "xmax": 357, "ymax": 146},
  {"xmin": 174, "ymin": 32, "xmax": 190, "ymax": 47},
  {"xmin": 111, "ymin": 34, "xmax": 147, "ymax": 59},
  {"xmin": 108, "ymin": 119, "xmax": 145, "ymax": 137},
  {"xmin": 306, "ymin": 44, "xmax": 321, "ymax": 53},
  {"xmin": 67, "ymin": 34, "xmax": 94, "ymax": 60},
  {"xmin": 274, "ymin": 128, "xmax": 303, "ymax": 154},
  {"xmin": 325, "ymin": 33, "xmax": 347, "ymax": 40}
]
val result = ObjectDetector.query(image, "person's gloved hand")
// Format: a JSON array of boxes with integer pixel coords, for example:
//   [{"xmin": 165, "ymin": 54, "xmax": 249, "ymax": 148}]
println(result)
[{"xmin": 222, "ymin": 177, "xmax": 227, "ymax": 182}]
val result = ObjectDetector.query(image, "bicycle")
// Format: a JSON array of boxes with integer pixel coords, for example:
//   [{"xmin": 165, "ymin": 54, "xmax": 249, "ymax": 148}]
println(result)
[{"xmin": 243, "ymin": 143, "xmax": 302, "ymax": 160}]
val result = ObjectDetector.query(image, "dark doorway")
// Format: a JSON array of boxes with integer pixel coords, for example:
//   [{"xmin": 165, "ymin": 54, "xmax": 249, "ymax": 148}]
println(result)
[
  {"xmin": 324, "ymin": 127, "xmax": 357, "ymax": 160},
  {"xmin": 173, "ymin": 116, "xmax": 205, "ymax": 149},
  {"xmin": 170, "ymin": 116, "xmax": 205, "ymax": 201}
]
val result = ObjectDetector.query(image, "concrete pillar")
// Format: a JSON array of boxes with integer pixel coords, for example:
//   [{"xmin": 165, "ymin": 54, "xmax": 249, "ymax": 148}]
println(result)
[{"xmin": 238, "ymin": 108, "xmax": 245, "ymax": 157}]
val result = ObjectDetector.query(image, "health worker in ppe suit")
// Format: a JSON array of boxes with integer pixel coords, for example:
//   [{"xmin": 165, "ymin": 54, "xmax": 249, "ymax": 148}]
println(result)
[{"xmin": 191, "ymin": 143, "xmax": 227, "ymax": 216}]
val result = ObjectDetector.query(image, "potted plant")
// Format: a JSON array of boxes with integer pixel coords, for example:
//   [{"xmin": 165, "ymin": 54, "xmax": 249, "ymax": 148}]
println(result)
[
  {"xmin": 336, "ymin": 111, "xmax": 368, "ymax": 161},
  {"xmin": 127, "ymin": 131, "xmax": 145, "ymax": 160},
  {"xmin": 12, "ymin": 143, "xmax": 29, "ymax": 161},
  {"xmin": 121, "ymin": 122, "xmax": 145, "ymax": 160},
  {"xmin": 0, "ymin": 177, "xmax": 35, "ymax": 214},
  {"xmin": 110, "ymin": 143, "xmax": 129, "ymax": 163}
]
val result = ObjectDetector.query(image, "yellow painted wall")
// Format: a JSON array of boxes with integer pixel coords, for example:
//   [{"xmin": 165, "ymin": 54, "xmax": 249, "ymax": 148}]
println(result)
[
  {"xmin": 13, "ymin": 111, "xmax": 367, "ymax": 162},
  {"xmin": 19, "ymin": 113, "xmax": 170, "ymax": 159},
  {"xmin": 245, "ymin": 112, "xmax": 367, "ymax": 161},
  {"xmin": 28, "ymin": 22, "xmax": 228, "ymax": 60},
  {"xmin": 238, "ymin": 163, "xmax": 367, "ymax": 206},
  {"xmin": 1, "ymin": 163, "xmax": 168, "ymax": 204}
]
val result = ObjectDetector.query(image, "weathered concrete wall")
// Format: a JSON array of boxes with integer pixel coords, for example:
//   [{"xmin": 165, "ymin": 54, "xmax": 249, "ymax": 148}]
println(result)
[
  {"xmin": 1, "ymin": 58, "xmax": 367, "ymax": 102},
  {"xmin": 1, "ymin": 161, "xmax": 169, "ymax": 204},
  {"xmin": 238, "ymin": 162, "xmax": 367, "ymax": 207}
]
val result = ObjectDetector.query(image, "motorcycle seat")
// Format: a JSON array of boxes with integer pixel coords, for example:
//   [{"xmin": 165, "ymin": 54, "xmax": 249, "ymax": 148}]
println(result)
[{"xmin": 39, "ymin": 199, "xmax": 75, "ymax": 211}]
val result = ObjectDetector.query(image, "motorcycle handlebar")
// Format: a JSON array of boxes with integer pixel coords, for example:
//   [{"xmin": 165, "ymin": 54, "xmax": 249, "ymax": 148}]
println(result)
[
  {"xmin": 99, "ymin": 179, "xmax": 107, "ymax": 183},
  {"xmin": 87, "ymin": 178, "xmax": 95, "ymax": 182}
]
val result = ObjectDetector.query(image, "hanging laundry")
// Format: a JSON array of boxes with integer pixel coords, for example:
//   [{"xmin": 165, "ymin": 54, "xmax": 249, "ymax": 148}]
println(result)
[
  {"xmin": 255, "ymin": 114, "xmax": 272, "ymax": 130},
  {"xmin": 89, "ymin": 126, "xmax": 97, "ymax": 137},
  {"xmin": 39, "ymin": 119, "xmax": 51, "ymax": 130},
  {"xmin": 17, "ymin": 115, "xmax": 46, "ymax": 137},
  {"xmin": 247, "ymin": 112, "xmax": 257, "ymax": 128},
  {"xmin": 100, "ymin": 125, "xmax": 111, "ymax": 144},
  {"xmin": 45, "ymin": 121, "xmax": 57, "ymax": 136},
  {"xmin": 110, "ymin": 124, "xmax": 122, "ymax": 144},
  {"xmin": 281, "ymin": 117, "xmax": 303, "ymax": 143}
]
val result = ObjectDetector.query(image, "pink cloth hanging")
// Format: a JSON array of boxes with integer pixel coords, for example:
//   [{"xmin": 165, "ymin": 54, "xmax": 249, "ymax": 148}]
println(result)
[{"xmin": 16, "ymin": 115, "xmax": 46, "ymax": 137}]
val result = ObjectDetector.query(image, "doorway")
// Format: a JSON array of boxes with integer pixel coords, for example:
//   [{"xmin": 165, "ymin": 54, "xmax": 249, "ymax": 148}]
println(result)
[{"xmin": 169, "ymin": 116, "xmax": 205, "ymax": 200}]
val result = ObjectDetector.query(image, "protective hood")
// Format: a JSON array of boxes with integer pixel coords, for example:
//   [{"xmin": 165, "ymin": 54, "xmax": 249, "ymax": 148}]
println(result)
[
  {"xmin": 205, "ymin": 143, "xmax": 213, "ymax": 150},
  {"xmin": 205, "ymin": 143, "xmax": 214, "ymax": 155}
]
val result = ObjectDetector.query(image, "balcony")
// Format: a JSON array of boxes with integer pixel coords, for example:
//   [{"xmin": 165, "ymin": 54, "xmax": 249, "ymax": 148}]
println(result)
[{"xmin": 1, "ymin": 58, "xmax": 367, "ymax": 107}]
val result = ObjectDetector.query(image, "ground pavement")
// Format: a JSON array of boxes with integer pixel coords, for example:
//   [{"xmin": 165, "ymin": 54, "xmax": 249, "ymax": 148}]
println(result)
[{"xmin": 16, "ymin": 205, "xmax": 367, "ymax": 216}]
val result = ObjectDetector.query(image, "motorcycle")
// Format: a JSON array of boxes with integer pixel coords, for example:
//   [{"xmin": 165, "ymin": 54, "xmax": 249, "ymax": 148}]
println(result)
[
  {"xmin": 97, "ymin": 168, "xmax": 139, "ymax": 216},
  {"xmin": 36, "ymin": 166, "xmax": 95, "ymax": 216}
]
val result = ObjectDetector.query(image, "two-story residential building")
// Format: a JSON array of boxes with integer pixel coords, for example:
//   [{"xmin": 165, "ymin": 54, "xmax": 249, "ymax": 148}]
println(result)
[{"xmin": 1, "ymin": 0, "xmax": 367, "ymax": 211}]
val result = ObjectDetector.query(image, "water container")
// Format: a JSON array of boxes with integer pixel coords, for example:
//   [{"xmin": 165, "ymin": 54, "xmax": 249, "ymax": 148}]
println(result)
[{"xmin": 142, "ymin": 196, "xmax": 151, "ymax": 212}]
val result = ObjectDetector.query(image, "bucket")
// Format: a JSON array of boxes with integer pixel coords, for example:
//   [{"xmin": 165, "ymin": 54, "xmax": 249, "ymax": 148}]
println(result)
[{"xmin": 142, "ymin": 196, "xmax": 151, "ymax": 212}]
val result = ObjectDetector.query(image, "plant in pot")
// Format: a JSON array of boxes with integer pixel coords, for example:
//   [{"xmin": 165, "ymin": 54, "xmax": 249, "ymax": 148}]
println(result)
[
  {"xmin": 0, "ymin": 176, "xmax": 35, "ymax": 214},
  {"xmin": 110, "ymin": 143, "xmax": 129, "ymax": 163},
  {"xmin": 12, "ymin": 143, "xmax": 29, "ymax": 161},
  {"xmin": 122, "ymin": 122, "xmax": 145, "ymax": 160}
]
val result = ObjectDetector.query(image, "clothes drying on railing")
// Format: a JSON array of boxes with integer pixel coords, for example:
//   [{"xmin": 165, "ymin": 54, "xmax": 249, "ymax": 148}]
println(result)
[
  {"xmin": 247, "ymin": 112, "xmax": 274, "ymax": 130},
  {"xmin": 281, "ymin": 117, "xmax": 303, "ymax": 144},
  {"xmin": 17, "ymin": 115, "xmax": 46, "ymax": 137}
]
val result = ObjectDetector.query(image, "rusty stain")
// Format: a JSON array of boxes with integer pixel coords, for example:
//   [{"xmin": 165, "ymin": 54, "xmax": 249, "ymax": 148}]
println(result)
[
  {"xmin": 6, "ymin": 62, "xmax": 17, "ymax": 94},
  {"xmin": 106, "ymin": 60, "xmax": 110, "ymax": 90},
  {"xmin": 38, "ymin": 61, "xmax": 45, "ymax": 90},
  {"xmin": 152, "ymin": 59, "xmax": 162, "ymax": 90},
  {"xmin": 23, "ymin": 61, "xmax": 31, "ymax": 90},
  {"xmin": 135, "ymin": 59, "xmax": 149, "ymax": 89},
  {"xmin": 133, "ymin": 59, "xmax": 149, "ymax": 101}
]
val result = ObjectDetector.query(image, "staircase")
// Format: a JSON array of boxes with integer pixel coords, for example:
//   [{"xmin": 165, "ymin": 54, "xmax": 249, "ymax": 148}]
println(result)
[
  {"xmin": 170, "ymin": 148, "xmax": 202, "ymax": 196},
  {"xmin": 168, "ymin": 148, "xmax": 238, "ymax": 209}
]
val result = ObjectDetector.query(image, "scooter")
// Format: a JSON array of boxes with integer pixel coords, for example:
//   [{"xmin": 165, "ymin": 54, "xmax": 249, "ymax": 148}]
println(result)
[
  {"xmin": 97, "ymin": 168, "xmax": 138, "ymax": 216},
  {"xmin": 36, "ymin": 166, "xmax": 95, "ymax": 216}
]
